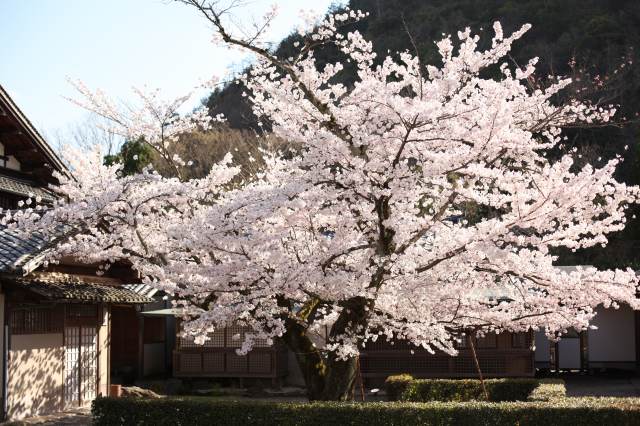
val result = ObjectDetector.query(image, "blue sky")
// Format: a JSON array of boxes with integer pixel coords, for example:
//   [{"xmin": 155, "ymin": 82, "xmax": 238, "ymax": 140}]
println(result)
[{"xmin": 0, "ymin": 0, "xmax": 342, "ymax": 141}]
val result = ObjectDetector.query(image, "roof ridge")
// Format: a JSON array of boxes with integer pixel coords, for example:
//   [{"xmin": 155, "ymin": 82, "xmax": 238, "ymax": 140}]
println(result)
[{"xmin": 0, "ymin": 83, "xmax": 69, "ymax": 176}]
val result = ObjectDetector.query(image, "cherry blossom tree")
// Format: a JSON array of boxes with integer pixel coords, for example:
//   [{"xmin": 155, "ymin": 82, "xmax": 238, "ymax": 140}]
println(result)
[{"xmin": 5, "ymin": 2, "xmax": 640, "ymax": 400}]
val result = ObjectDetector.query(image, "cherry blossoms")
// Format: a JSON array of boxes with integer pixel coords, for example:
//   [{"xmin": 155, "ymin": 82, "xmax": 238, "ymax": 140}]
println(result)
[{"xmin": 5, "ymin": 3, "xmax": 640, "ymax": 399}]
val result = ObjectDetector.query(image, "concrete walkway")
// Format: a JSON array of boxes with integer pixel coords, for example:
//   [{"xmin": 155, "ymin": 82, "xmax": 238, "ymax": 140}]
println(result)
[
  {"xmin": 1, "ymin": 408, "xmax": 91, "ymax": 425},
  {"xmin": 564, "ymin": 375, "xmax": 640, "ymax": 397}
]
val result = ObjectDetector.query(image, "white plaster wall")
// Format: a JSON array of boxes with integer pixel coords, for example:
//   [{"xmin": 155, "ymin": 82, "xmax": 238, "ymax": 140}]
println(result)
[
  {"xmin": 534, "ymin": 330, "xmax": 550, "ymax": 362},
  {"xmin": 0, "ymin": 141, "xmax": 21, "ymax": 170},
  {"xmin": 558, "ymin": 338, "xmax": 581, "ymax": 369},
  {"xmin": 8, "ymin": 333, "xmax": 64, "ymax": 419},
  {"xmin": 5, "ymin": 156, "xmax": 20, "ymax": 171},
  {"xmin": 588, "ymin": 305, "xmax": 636, "ymax": 362}
]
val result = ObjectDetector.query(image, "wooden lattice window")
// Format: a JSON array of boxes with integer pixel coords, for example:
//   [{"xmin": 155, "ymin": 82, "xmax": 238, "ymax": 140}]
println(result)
[
  {"xmin": 226, "ymin": 325, "xmax": 245, "ymax": 348},
  {"xmin": 202, "ymin": 353, "xmax": 225, "ymax": 373},
  {"xmin": 0, "ymin": 193, "xmax": 21, "ymax": 210},
  {"xmin": 10, "ymin": 306, "xmax": 62, "ymax": 334},
  {"xmin": 178, "ymin": 329, "xmax": 224, "ymax": 348},
  {"xmin": 511, "ymin": 332, "xmax": 528, "ymax": 348},
  {"xmin": 248, "ymin": 353, "xmax": 272, "ymax": 374},
  {"xmin": 476, "ymin": 333, "xmax": 497, "ymax": 349},
  {"xmin": 208, "ymin": 328, "xmax": 225, "ymax": 347},
  {"xmin": 226, "ymin": 353, "xmax": 247, "ymax": 373},
  {"xmin": 67, "ymin": 304, "xmax": 98, "ymax": 319},
  {"xmin": 177, "ymin": 322, "xmax": 272, "ymax": 349},
  {"xmin": 178, "ymin": 353, "xmax": 202, "ymax": 373}
]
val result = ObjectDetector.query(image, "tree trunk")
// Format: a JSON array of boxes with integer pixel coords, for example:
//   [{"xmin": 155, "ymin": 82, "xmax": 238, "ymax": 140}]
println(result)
[
  {"xmin": 282, "ymin": 327, "xmax": 360, "ymax": 400},
  {"xmin": 321, "ymin": 353, "xmax": 359, "ymax": 401},
  {"xmin": 280, "ymin": 296, "xmax": 369, "ymax": 401},
  {"xmin": 318, "ymin": 296, "xmax": 369, "ymax": 400},
  {"xmin": 281, "ymin": 318, "xmax": 326, "ymax": 400}
]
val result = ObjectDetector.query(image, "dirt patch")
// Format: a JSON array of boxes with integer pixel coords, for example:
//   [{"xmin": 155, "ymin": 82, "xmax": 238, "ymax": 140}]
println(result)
[{"xmin": 2, "ymin": 408, "xmax": 91, "ymax": 425}]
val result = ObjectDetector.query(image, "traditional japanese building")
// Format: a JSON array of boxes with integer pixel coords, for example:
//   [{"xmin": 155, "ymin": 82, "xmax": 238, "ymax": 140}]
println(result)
[
  {"xmin": 534, "ymin": 267, "xmax": 640, "ymax": 373},
  {"xmin": 0, "ymin": 84, "xmax": 151, "ymax": 420},
  {"xmin": 164, "ymin": 289, "xmax": 640, "ymax": 387},
  {"xmin": 534, "ymin": 304, "xmax": 639, "ymax": 373}
]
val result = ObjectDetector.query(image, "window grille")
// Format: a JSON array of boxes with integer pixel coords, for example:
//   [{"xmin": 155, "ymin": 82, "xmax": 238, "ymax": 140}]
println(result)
[
  {"xmin": 177, "ymin": 323, "xmax": 270, "ymax": 349},
  {"xmin": 10, "ymin": 307, "xmax": 62, "ymax": 334},
  {"xmin": 511, "ymin": 332, "xmax": 527, "ymax": 348},
  {"xmin": 67, "ymin": 304, "xmax": 98, "ymax": 319},
  {"xmin": 476, "ymin": 333, "xmax": 497, "ymax": 349},
  {"xmin": 0, "ymin": 193, "xmax": 20, "ymax": 210},
  {"xmin": 178, "ymin": 328, "xmax": 224, "ymax": 348}
]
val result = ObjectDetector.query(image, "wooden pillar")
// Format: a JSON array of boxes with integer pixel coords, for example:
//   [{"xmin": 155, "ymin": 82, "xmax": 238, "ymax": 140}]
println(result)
[
  {"xmin": 163, "ymin": 301, "xmax": 171, "ymax": 377},
  {"xmin": 528, "ymin": 330, "xmax": 535, "ymax": 375},
  {"xmin": 137, "ymin": 314, "xmax": 144, "ymax": 379},
  {"xmin": 580, "ymin": 331, "xmax": 589, "ymax": 373},
  {"xmin": 106, "ymin": 305, "xmax": 111, "ymax": 395},
  {"xmin": 635, "ymin": 311, "xmax": 640, "ymax": 369}
]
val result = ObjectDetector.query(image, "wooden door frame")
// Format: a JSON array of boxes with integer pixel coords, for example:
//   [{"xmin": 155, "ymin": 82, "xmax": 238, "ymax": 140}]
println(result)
[{"xmin": 63, "ymin": 304, "xmax": 100, "ymax": 408}]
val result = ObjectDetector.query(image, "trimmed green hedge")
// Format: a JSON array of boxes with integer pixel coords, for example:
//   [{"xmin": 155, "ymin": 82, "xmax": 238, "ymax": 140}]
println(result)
[
  {"xmin": 92, "ymin": 397, "xmax": 640, "ymax": 426},
  {"xmin": 385, "ymin": 376, "xmax": 539, "ymax": 402},
  {"xmin": 384, "ymin": 373, "xmax": 414, "ymax": 401},
  {"xmin": 528, "ymin": 379, "xmax": 567, "ymax": 402}
]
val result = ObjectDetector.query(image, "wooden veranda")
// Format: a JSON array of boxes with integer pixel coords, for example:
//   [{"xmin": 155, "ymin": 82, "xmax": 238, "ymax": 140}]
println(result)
[
  {"xmin": 359, "ymin": 331, "xmax": 535, "ymax": 386},
  {"xmin": 173, "ymin": 323, "xmax": 288, "ymax": 385}
]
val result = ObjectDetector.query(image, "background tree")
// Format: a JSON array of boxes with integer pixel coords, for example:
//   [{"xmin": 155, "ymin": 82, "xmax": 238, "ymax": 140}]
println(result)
[
  {"xmin": 103, "ymin": 137, "xmax": 154, "ymax": 176},
  {"xmin": 150, "ymin": 127, "xmax": 293, "ymax": 181}
]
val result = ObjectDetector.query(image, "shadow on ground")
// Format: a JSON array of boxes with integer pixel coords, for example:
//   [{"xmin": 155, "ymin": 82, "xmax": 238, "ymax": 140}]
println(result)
[
  {"xmin": 564, "ymin": 375, "xmax": 640, "ymax": 397},
  {"xmin": 1, "ymin": 407, "xmax": 91, "ymax": 425}
]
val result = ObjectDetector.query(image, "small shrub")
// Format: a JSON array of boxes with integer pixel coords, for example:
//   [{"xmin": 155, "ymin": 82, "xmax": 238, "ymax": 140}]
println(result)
[
  {"xmin": 485, "ymin": 379, "xmax": 540, "ymax": 402},
  {"xmin": 402, "ymin": 379, "xmax": 482, "ymax": 402},
  {"xmin": 384, "ymin": 374, "xmax": 414, "ymax": 401},
  {"xmin": 399, "ymin": 378, "xmax": 539, "ymax": 402}
]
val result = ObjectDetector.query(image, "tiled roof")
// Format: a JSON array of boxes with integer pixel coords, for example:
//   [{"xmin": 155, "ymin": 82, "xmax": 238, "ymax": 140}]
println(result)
[
  {"xmin": 123, "ymin": 283, "xmax": 161, "ymax": 299},
  {"xmin": 0, "ymin": 225, "xmax": 71, "ymax": 274},
  {"xmin": 0, "ymin": 174, "xmax": 56, "ymax": 202},
  {"xmin": 9, "ymin": 272, "xmax": 153, "ymax": 304},
  {"xmin": 0, "ymin": 227, "xmax": 152, "ymax": 304},
  {"xmin": 0, "ymin": 226, "xmax": 52, "ymax": 273}
]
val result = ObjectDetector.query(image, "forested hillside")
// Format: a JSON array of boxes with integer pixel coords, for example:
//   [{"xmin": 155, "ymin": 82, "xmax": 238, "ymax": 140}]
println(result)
[{"xmin": 209, "ymin": 0, "xmax": 640, "ymax": 129}]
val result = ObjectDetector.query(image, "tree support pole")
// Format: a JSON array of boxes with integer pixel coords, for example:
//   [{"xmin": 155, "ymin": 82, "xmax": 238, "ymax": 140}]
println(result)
[{"xmin": 469, "ymin": 334, "xmax": 489, "ymax": 401}]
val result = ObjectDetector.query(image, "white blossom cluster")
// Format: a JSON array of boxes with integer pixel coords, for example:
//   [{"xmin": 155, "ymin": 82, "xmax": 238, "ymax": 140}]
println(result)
[{"xmin": 6, "ymin": 15, "xmax": 640, "ymax": 359}]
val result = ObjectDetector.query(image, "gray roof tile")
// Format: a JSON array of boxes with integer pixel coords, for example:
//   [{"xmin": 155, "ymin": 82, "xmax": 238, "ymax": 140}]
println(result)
[
  {"xmin": 0, "ymin": 174, "xmax": 56, "ymax": 202},
  {"xmin": 0, "ymin": 226, "xmax": 52, "ymax": 273},
  {"xmin": 9, "ymin": 272, "xmax": 153, "ymax": 304}
]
